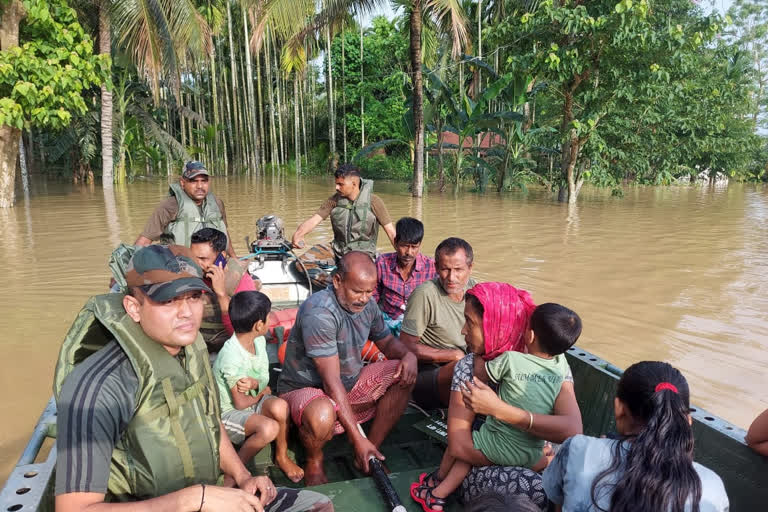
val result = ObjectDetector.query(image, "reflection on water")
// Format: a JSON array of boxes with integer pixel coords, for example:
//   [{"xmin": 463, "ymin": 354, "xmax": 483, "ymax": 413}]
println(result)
[{"xmin": 1, "ymin": 177, "xmax": 767, "ymax": 482}]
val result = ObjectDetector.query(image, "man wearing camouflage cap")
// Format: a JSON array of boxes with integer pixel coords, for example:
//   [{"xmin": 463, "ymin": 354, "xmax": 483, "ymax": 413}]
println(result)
[
  {"xmin": 53, "ymin": 245, "xmax": 332, "ymax": 512},
  {"xmin": 134, "ymin": 160, "xmax": 237, "ymax": 256}
]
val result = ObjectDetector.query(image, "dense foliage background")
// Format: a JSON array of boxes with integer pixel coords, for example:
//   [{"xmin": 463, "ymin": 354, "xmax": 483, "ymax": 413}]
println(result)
[{"xmin": 1, "ymin": 0, "xmax": 767, "ymax": 206}]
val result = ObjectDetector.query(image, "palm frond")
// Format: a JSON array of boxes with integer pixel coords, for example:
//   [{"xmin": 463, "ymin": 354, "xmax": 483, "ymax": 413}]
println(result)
[{"xmin": 426, "ymin": 0, "xmax": 470, "ymax": 59}]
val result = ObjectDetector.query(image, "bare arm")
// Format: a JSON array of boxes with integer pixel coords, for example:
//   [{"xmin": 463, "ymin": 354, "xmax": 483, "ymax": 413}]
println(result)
[
  {"xmin": 373, "ymin": 334, "xmax": 417, "ymax": 387},
  {"xmin": 226, "ymin": 232, "xmax": 238, "ymax": 259},
  {"xmin": 291, "ymin": 214, "xmax": 324, "ymax": 248},
  {"xmin": 133, "ymin": 235, "xmax": 152, "ymax": 247},
  {"xmin": 747, "ymin": 408, "xmax": 768, "ymax": 456},
  {"xmin": 400, "ymin": 332, "xmax": 464, "ymax": 364},
  {"xmin": 314, "ymin": 355, "xmax": 364, "ymax": 445},
  {"xmin": 381, "ymin": 222, "xmax": 396, "ymax": 249},
  {"xmin": 461, "ymin": 380, "xmax": 582, "ymax": 443},
  {"xmin": 314, "ymin": 354, "xmax": 384, "ymax": 472},
  {"xmin": 445, "ymin": 389, "xmax": 493, "ymax": 466},
  {"xmin": 231, "ymin": 384, "xmax": 268, "ymax": 411}
]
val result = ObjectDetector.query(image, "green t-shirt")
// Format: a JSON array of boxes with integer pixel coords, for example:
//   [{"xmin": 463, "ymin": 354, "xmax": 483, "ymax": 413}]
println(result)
[
  {"xmin": 472, "ymin": 351, "xmax": 571, "ymax": 468},
  {"xmin": 213, "ymin": 333, "xmax": 269, "ymax": 414},
  {"xmin": 400, "ymin": 277, "xmax": 476, "ymax": 351}
]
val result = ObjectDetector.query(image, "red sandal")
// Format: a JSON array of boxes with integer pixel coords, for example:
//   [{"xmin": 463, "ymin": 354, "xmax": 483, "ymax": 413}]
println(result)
[{"xmin": 410, "ymin": 481, "xmax": 447, "ymax": 512}]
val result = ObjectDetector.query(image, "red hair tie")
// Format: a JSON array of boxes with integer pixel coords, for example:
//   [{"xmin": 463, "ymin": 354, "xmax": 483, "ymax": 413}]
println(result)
[{"xmin": 655, "ymin": 382, "xmax": 678, "ymax": 394}]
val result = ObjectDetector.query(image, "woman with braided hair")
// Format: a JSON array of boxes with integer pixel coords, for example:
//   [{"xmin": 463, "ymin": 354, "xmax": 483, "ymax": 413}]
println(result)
[{"xmin": 543, "ymin": 361, "xmax": 729, "ymax": 511}]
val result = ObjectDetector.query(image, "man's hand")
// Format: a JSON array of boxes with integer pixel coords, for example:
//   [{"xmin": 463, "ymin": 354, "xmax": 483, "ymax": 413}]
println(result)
[
  {"xmin": 393, "ymin": 352, "xmax": 418, "ymax": 388},
  {"xmin": 291, "ymin": 233, "xmax": 306, "ymax": 249},
  {"xmin": 200, "ymin": 485, "xmax": 265, "ymax": 512},
  {"xmin": 353, "ymin": 437, "xmax": 385, "ymax": 474},
  {"xmin": 207, "ymin": 262, "xmax": 227, "ymax": 297},
  {"xmin": 460, "ymin": 378, "xmax": 504, "ymax": 417},
  {"xmin": 238, "ymin": 476, "xmax": 278, "ymax": 506}
]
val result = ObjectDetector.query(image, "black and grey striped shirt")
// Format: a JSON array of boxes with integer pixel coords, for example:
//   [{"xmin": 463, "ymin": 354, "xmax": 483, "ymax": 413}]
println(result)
[{"xmin": 55, "ymin": 341, "xmax": 138, "ymax": 495}]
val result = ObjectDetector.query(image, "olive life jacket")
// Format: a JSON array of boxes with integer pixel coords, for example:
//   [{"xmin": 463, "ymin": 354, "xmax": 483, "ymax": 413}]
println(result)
[
  {"xmin": 164, "ymin": 183, "xmax": 227, "ymax": 247},
  {"xmin": 53, "ymin": 294, "xmax": 222, "ymax": 501},
  {"xmin": 330, "ymin": 179, "xmax": 378, "ymax": 260},
  {"xmin": 200, "ymin": 257, "xmax": 247, "ymax": 351}
]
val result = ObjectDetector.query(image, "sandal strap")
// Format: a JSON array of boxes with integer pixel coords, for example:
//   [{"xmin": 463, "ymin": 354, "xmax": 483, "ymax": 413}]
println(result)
[{"xmin": 425, "ymin": 488, "xmax": 447, "ymax": 508}]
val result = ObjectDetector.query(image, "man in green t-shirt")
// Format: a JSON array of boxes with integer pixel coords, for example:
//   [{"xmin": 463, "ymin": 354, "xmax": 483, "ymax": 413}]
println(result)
[{"xmin": 400, "ymin": 237, "xmax": 476, "ymax": 408}]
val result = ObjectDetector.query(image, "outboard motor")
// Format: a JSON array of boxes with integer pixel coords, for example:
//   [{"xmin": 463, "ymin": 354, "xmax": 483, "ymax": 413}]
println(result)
[{"xmin": 250, "ymin": 215, "xmax": 288, "ymax": 258}]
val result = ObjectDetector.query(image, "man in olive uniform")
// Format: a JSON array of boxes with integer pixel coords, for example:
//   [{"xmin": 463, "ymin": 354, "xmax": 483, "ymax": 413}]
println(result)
[
  {"xmin": 54, "ymin": 245, "xmax": 332, "ymax": 512},
  {"xmin": 134, "ymin": 160, "xmax": 237, "ymax": 256},
  {"xmin": 291, "ymin": 164, "xmax": 396, "ymax": 262}
]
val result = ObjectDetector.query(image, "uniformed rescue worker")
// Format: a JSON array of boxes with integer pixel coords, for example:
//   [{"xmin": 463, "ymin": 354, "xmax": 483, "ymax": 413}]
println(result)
[
  {"xmin": 134, "ymin": 160, "xmax": 237, "ymax": 256},
  {"xmin": 290, "ymin": 164, "xmax": 396, "ymax": 262},
  {"xmin": 54, "ymin": 245, "xmax": 332, "ymax": 512}
]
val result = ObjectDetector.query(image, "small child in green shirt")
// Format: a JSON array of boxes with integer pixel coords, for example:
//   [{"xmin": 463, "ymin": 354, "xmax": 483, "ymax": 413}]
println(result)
[
  {"xmin": 213, "ymin": 291, "xmax": 304, "ymax": 482},
  {"xmin": 411, "ymin": 296, "xmax": 582, "ymax": 512}
]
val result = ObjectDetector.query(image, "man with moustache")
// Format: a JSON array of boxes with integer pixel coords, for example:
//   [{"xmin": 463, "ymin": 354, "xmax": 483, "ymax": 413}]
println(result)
[
  {"xmin": 400, "ymin": 237, "xmax": 476, "ymax": 409},
  {"xmin": 277, "ymin": 252, "xmax": 418, "ymax": 486},
  {"xmin": 372, "ymin": 217, "xmax": 437, "ymax": 336},
  {"xmin": 54, "ymin": 245, "xmax": 332, "ymax": 512}
]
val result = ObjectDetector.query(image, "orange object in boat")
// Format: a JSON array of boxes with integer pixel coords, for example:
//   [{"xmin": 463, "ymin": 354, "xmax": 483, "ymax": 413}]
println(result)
[{"xmin": 277, "ymin": 338, "xmax": 387, "ymax": 365}]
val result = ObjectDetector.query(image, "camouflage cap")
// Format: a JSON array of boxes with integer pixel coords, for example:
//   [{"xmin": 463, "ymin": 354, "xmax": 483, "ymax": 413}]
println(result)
[
  {"xmin": 125, "ymin": 245, "xmax": 212, "ymax": 302},
  {"xmin": 182, "ymin": 161, "xmax": 209, "ymax": 180}
]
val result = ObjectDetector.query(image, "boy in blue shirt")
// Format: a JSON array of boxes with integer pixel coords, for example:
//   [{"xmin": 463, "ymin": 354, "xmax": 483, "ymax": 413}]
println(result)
[{"xmin": 213, "ymin": 291, "xmax": 304, "ymax": 482}]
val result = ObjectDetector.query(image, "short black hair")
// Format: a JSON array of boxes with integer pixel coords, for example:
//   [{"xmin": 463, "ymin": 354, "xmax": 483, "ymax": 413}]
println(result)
[
  {"xmin": 334, "ymin": 163, "xmax": 362, "ymax": 179},
  {"xmin": 435, "ymin": 237, "xmax": 474, "ymax": 265},
  {"xmin": 191, "ymin": 228, "xmax": 227, "ymax": 253},
  {"xmin": 531, "ymin": 303, "xmax": 582, "ymax": 356},
  {"xmin": 394, "ymin": 217, "xmax": 424, "ymax": 245},
  {"xmin": 228, "ymin": 291, "xmax": 271, "ymax": 333}
]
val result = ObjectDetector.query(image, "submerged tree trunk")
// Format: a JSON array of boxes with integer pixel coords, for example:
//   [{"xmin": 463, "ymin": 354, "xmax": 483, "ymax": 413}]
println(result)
[
  {"xmin": 99, "ymin": 0, "xmax": 113, "ymax": 186},
  {"xmin": 294, "ymin": 77, "xmax": 301, "ymax": 174},
  {"xmin": 0, "ymin": 0, "xmax": 26, "ymax": 207},
  {"xmin": 410, "ymin": 0, "xmax": 425, "ymax": 198}
]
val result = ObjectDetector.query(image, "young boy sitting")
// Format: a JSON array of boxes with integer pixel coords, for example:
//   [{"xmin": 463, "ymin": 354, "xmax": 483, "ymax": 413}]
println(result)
[
  {"xmin": 213, "ymin": 290, "xmax": 304, "ymax": 482},
  {"xmin": 412, "ymin": 298, "xmax": 582, "ymax": 511}
]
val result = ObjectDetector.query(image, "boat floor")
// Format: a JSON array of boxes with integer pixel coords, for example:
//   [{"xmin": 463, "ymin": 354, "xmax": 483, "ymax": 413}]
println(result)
[{"xmin": 249, "ymin": 408, "xmax": 461, "ymax": 511}]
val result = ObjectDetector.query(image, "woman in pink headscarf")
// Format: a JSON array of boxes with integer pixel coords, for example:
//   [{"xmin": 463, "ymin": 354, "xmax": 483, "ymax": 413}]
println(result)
[{"xmin": 410, "ymin": 283, "xmax": 583, "ymax": 511}]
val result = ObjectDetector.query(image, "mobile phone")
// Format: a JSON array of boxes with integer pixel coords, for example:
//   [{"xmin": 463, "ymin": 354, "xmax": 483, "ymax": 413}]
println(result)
[{"xmin": 213, "ymin": 253, "xmax": 227, "ymax": 268}]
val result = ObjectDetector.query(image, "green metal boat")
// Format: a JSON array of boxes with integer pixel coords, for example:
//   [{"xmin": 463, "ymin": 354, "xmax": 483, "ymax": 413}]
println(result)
[{"xmin": 2, "ymin": 345, "xmax": 766, "ymax": 511}]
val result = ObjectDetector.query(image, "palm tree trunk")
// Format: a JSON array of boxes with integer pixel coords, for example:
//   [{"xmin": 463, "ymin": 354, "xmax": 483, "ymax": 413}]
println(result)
[
  {"xmin": 275, "ymin": 46, "xmax": 286, "ymax": 166},
  {"xmin": 341, "ymin": 27, "xmax": 347, "ymax": 161},
  {"xmin": 256, "ymin": 43, "xmax": 266, "ymax": 170},
  {"xmin": 99, "ymin": 0, "xmax": 113, "ymax": 186},
  {"xmin": 242, "ymin": 8, "xmax": 260, "ymax": 173},
  {"xmin": 265, "ymin": 32, "xmax": 278, "ymax": 171},
  {"xmin": 226, "ymin": 0, "xmax": 242, "ymax": 168},
  {"xmin": 300, "ymin": 73, "xmax": 308, "ymax": 167},
  {"xmin": 209, "ymin": 46, "xmax": 221, "ymax": 170},
  {"xmin": 360, "ymin": 21, "xmax": 365, "ymax": 148},
  {"xmin": 325, "ymin": 26, "xmax": 336, "ymax": 163},
  {"xmin": 410, "ymin": 0, "xmax": 425, "ymax": 197},
  {"xmin": 0, "ymin": 0, "xmax": 25, "ymax": 207},
  {"xmin": 294, "ymin": 76, "xmax": 301, "ymax": 174}
]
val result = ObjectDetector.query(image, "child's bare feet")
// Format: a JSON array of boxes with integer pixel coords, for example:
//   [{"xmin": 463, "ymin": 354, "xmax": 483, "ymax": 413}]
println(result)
[{"xmin": 276, "ymin": 454, "xmax": 305, "ymax": 483}]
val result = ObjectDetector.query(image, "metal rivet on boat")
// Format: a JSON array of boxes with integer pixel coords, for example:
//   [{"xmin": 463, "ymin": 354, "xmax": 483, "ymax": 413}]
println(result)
[
  {"xmin": 22, "ymin": 472, "xmax": 37, "ymax": 478},
  {"xmin": 578, "ymin": 353, "xmax": 586, "ymax": 356},
  {"xmin": 589, "ymin": 358, "xmax": 597, "ymax": 361},
  {"xmin": 15, "ymin": 488, "xmax": 30, "ymax": 495},
  {"xmin": 8, "ymin": 505, "xmax": 23, "ymax": 511},
  {"xmin": 705, "ymin": 416, "xmax": 715, "ymax": 421}
]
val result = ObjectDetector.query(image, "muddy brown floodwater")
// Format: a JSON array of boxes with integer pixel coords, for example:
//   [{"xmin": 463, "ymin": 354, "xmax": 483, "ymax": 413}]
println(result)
[{"xmin": 1, "ymin": 175, "xmax": 767, "ymax": 483}]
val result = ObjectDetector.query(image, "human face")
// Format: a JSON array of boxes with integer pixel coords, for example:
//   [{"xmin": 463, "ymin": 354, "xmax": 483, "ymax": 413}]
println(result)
[
  {"xmin": 461, "ymin": 300, "xmax": 485, "ymax": 356},
  {"xmin": 436, "ymin": 249, "xmax": 473, "ymax": 296},
  {"xmin": 123, "ymin": 290, "xmax": 204, "ymax": 355},
  {"xmin": 180, "ymin": 175, "xmax": 210, "ymax": 205},
  {"xmin": 189, "ymin": 241, "xmax": 220, "ymax": 271},
  {"xmin": 335, "ymin": 176, "xmax": 359, "ymax": 200},
  {"xmin": 333, "ymin": 271, "xmax": 376, "ymax": 314},
  {"xmin": 395, "ymin": 240, "xmax": 421, "ymax": 268}
]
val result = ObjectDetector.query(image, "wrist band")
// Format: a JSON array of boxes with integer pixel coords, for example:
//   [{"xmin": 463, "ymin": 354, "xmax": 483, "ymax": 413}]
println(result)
[
  {"xmin": 198, "ymin": 483, "xmax": 206, "ymax": 512},
  {"xmin": 526, "ymin": 411, "xmax": 534, "ymax": 431}
]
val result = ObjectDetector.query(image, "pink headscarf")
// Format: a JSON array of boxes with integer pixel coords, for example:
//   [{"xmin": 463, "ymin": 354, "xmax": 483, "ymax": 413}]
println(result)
[{"xmin": 466, "ymin": 282, "xmax": 536, "ymax": 361}]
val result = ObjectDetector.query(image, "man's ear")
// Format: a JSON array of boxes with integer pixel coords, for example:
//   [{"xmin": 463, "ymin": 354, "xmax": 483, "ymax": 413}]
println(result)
[
  {"xmin": 333, "ymin": 272, "xmax": 342, "ymax": 289},
  {"xmin": 526, "ymin": 329, "xmax": 536, "ymax": 346},
  {"xmin": 123, "ymin": 294, "xmax": 142, "ymax": 322}
]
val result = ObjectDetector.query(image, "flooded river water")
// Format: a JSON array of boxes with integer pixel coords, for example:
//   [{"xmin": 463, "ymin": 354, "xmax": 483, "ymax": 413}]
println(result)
[{"xmin": 1, "ymin": 176, "xmax": 767, "ymax": 482}]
